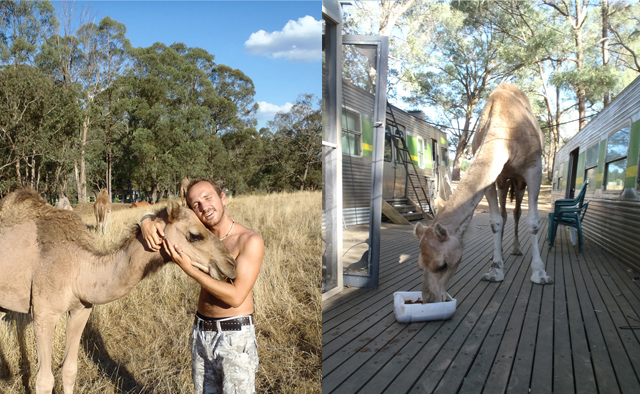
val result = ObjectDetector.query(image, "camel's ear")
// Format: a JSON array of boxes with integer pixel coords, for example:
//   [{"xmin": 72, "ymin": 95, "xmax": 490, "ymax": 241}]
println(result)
[
  {"xmin": 167, "ymin": 201, "xmax": 181, "ymax": 223},
  {"xmin": 434, "ymin": 223, "xmax": 449, "ymax": 242},
  {"xmin": 414, "ymin": 222, "xmax": 425, "ymax": 239}
]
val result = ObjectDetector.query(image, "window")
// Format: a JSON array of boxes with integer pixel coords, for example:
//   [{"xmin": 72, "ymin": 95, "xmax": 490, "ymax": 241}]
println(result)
[
  {"xmin": 384, "ymin": 130, "xmax": 392, "ymax": 162},
  {"xmin": 604, "ymin": 126, "xmax": 630, "ymax": 191},
  {"xmin": 341, "ymin": 108, "xmax": 362, "ymax": 156},
  {"xmin": 554, "ymin": 168, "xmax": 562, "ymax": 191},
  {"xmin": 584, "ymin": 143, "xmax": 599, "ymax": 192},
  {"xmin": 441, "ymin": 147, "xmax": 448, "ymax": 168},
  {"xmin": 417, "ymin": 137, "xmax": 425, "ymax": 168}
]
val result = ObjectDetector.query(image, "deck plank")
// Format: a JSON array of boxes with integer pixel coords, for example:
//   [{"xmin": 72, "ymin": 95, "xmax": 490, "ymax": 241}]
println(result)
[
  {"xmin": 324, "ymin": 218, "xmax": 507, "ymax": 392},
  {"xmin": 322, "ymin": 209, "xmax": 640, "ymax": 394}
]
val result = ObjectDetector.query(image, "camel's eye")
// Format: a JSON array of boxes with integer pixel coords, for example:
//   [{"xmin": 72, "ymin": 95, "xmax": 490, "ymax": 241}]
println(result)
[
  {"xmin": 188, "ymin": 232, "xmax": 205, "ymax": 242},
  {"xmin": 436, "ymin": 261, "xmax": 448, "ymax": 273}
]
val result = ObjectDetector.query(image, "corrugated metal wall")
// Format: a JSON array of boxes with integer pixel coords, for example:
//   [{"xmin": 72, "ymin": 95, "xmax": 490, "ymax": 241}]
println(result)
[
  {"xmin": 342, "ymin": 80, "xmax": 375, "ymax": 227},
  {"xmin": 582, "ymin": 199, "xmax": 640, "ymax": 272},
  {"xmin": 552, "ymin": 75, "xmax": 640, "ymax": 272},
  {"xmin": 341, "ymin": 80, "xmax": 448, "ymax": 226}
]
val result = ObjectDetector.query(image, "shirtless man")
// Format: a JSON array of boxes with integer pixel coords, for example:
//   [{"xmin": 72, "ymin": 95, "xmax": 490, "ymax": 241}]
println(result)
[{"xmin": 140, "ymin": 179, "xmax": 264, "ymax": 394}]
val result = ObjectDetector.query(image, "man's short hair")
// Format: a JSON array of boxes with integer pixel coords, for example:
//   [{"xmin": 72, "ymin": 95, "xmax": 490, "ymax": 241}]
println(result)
[{"xmin": 186, "ymin": 179, "xmax": 223, "ymax": 208}]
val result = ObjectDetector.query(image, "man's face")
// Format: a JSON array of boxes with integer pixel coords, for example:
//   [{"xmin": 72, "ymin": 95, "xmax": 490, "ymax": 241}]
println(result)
[{"xmin": 186, "ymin": 181, "xmax": 226, "ymax": 229}]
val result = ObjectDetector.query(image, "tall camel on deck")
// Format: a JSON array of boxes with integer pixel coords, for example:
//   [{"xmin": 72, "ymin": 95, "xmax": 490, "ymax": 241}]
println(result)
[
  {"xmin": 414, "ymin": 83, "xmax": 552, "ymax": 304},
  {"xmin": 0, "ymin": 188, "xmax": 236, "ymax": 394},
  {"xmin": 180, "ymin": 177, "xmax": 190, "ymax": 206},
  {"xmin": 94, "ymin": 189, "xmax": 111, "ymax": 234}
]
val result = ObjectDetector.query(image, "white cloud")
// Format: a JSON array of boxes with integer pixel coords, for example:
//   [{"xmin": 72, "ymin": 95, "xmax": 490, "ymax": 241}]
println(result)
[
  {"xmin": 257, "ymin": 101, "xmax": 294, "ymax": 122},
  {"xmin": 245, "ymin": 15, "xmax": 321, "ymax": 62}
]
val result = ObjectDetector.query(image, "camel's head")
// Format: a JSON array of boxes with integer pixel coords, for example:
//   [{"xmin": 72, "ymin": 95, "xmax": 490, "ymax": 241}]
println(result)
[
  {"xmin": 414, "ymin": 222, "xmax": 462, "ymax": 303},
  {"xmin": 162, "ymin": 201, "xmax": 237, "ymax": 281}
]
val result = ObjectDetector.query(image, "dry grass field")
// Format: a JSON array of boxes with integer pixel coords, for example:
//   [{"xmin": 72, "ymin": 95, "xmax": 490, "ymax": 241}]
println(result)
[{"xmin": 0, "ymin": 191, "xmax": 321, "ymax": 393}]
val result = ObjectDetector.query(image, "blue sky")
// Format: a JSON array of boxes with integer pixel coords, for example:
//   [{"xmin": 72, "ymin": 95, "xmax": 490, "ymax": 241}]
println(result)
[{"xmin": 54, "ymin": 1, "xmax": 321, "ymax": 129}]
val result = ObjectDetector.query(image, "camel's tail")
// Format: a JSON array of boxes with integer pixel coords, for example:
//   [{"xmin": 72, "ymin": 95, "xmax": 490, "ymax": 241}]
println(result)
[
  {"xmin": 508, "ymin": 180, "xmax": 516, "ymax": 203},
  {"xmin": 97, "ymin": 204, "xmax": 105, "ymax": 222}
]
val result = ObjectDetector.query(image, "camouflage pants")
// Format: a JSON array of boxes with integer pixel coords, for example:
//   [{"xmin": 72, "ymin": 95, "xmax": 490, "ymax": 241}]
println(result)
[{"xmin": 191, "ymin": 314, "xmax": 259, "ymax": 394}]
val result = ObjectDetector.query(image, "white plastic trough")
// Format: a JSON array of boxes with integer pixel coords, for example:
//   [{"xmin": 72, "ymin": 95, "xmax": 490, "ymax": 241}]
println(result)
[{"xmin": 393, "ymin": 291, "xmax": 457, "ymax": 323}]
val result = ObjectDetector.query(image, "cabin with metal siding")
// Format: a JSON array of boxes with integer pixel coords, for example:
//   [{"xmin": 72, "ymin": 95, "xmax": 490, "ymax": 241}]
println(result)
[
  {"xmin": 552, "ymin": 75, "xmax": 640, "ymax": 272},
  {"xmin": 341, "ymin": 79, "xmax": 450, "ymax": 227}
]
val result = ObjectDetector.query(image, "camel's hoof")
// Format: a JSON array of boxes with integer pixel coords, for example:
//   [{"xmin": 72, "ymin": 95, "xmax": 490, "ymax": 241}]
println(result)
[
  {"xmin": 531, "ymin": 275, "xmax": 554, "ymax": 285},
  {"xmin": 510, "ymin": 248, "xmax": 523, "ymax": 256},
  {"xmin": 481, "ymin": 271, "xmax": 505, "ymax": 282}
]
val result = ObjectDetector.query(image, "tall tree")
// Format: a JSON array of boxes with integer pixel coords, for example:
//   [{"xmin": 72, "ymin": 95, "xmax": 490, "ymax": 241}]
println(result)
[
  {"xmin": 267, "ymin": 94, "xmax": 321, "ymax": 191},
  {"xmin": 0, "ymin": 0, "xmax": 57, "ymax": 67},
  {"xmin": 72, "ymin": 16, "xmax": 130, "ymax": 202}
]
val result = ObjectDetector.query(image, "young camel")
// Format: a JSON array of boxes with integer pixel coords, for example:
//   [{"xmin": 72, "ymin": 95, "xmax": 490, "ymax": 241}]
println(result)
[
  {"xmin": 93, "ymin": 189, "xmax": 111, "ymax": 234},
  {"xmin": 414, "ymin": 83, "xmax": 552, "ymax": 304},
  {"xmin": 180, "ymin": 177, "xmax": 190, "ymax": 206},
  {"xmin": 55, "ymin": 195, "xmax": 73, "ymax": 211},
  {"xmin": 0, "ymin": 188, "xmax": 237, "ymax": 394}
]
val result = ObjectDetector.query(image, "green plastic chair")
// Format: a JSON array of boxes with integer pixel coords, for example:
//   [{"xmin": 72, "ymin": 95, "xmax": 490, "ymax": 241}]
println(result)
[{"xmin": 548, "ymin": 179, "xmax": 590, "ymax": 252}]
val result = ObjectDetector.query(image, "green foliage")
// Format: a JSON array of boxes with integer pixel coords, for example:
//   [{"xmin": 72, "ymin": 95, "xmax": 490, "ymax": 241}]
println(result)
[
  {"xmin": 266, "ymin": 94, "xmax": 322, "ymax": 192},
  {"xmin": 0, "ymin": 0, "xmax": 318, "ymax": 199},
  {"xmin": 345, "ymin": 0, "xmax": 640, "ymax": 181}
]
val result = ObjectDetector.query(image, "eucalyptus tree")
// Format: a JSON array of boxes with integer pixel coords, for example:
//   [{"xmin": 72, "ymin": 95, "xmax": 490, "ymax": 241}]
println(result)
[
  {"xmin": 0, "ymin": 65, "xmax": 80, "ymax": 195},
  {"xmin": 71, "ymin": 16, "xmax": 130, "ymax": 201},
  {"xmin": 605, "ymin": 1, "xmax": 640, "ymax": 75},
  {"xmin": 403, "ymin": 2, "xmax": 518, "ymax": 180},
  {"xmin": 0, "ymin": 0, "xmax": 57, "ymax": 67},
  {"xmin": 124, "ymin": 43, "xmax": 218, "ymax": 202},
  {"xmin": 266, "ymin": 94, "xmax": 321, "ymax": 191},
  {"xmin": 35, "ymin": 14, "xmax": 131, "ymax": 201},
  {"xmin": 209, "ymin": 64, "xmax": 259, "ymax": 133}
]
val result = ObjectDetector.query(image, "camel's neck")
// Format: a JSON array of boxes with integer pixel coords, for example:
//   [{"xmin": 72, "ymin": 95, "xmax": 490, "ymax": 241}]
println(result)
[
  {"xmin": 74, "ymin": 233, "xmax": 166, "ymax": 305},
  {"xmin": 437, "ymin": 139, "xmax": 508, "ymax": 238}
]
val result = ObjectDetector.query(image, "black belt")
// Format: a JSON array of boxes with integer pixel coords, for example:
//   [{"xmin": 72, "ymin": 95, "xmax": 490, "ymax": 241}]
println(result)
[{"xmin": 195, "ymin": 313, "xmax": 253, "ymax": 332}]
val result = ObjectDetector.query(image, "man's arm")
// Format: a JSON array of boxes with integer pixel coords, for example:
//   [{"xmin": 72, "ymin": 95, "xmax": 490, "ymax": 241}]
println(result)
[{"xmin": 164, "ymin": 234, "xmax": 264, "ymax": 308}]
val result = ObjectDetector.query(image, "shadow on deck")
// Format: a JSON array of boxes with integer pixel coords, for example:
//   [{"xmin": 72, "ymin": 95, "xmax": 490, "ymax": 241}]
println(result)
[{"xmin": 322, "ymin": 206, "xmax": 640, "ymax": 394}]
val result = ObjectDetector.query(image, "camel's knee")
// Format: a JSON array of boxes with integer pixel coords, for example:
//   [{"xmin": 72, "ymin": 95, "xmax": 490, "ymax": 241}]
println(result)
[
  {"xmin": 490, "ymin": 216, "xmax": 503, "ymax": 234},
  {"xmin": 36, "ymin": 369, "xmax": 55, "ymax": 394},
  {"xmin": 62, "ymin": 364, "xmax": 78, "ymax": 394},
  {"xmin": 528, "ymin": 216, "xmax": 540, "ymax": 234}
]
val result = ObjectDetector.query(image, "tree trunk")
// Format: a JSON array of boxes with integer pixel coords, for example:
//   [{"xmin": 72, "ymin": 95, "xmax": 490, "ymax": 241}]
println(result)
[
  {"xmin": 107, "ymin": 126, "xmax": 112, "ymax": 198},
  {"xmin": 30, "ymin": 151, "xmax": 36, "ymax": 189},
  {"xmin": 451, "ymin": 116, "xmax": 473, "ymax": 181},
  {"xmin": 602, "ymin": 0, "xmax": 610, "ymax": 107},
  {"xmin": 16, "ymin": 159, "xmax": 21, "ymax": 186},
  {"xmin": 574, "ymin": 0, "xmax": 588, "ymax": 130},
  {"xmin": 80, "ymin": 116, "xmax": 89, "ymax": 202},
  {"xmin": 74, "ymin": 160, "xmax": 81, "ymax": 202}
]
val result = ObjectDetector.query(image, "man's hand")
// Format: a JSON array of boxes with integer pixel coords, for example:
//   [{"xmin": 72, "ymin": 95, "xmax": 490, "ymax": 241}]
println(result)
[
  {"xmin": 163, "ymin": 238, "xmax": 199, "ymax": 277},
  {"xmin": 140, "ymin": 216, "xmax": 165, "ymax": 252}
]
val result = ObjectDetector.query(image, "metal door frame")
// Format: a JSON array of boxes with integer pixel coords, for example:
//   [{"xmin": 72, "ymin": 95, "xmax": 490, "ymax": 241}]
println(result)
[{"xmin": 342, "ymin": 35, "xmax": 389, "ymax": 288}]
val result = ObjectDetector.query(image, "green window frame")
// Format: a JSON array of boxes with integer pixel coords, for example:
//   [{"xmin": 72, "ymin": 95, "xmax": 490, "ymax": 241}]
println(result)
[
  {"xmin": 341, "ymin": 108, "xmax": 362, "ymax": 157},
  {"xmin": 417, "ymin": 136, "xmax": 425, "ymax": 169},
  {"xmin": 584, "ymin": 143, "xmax": 599, "ymax": 192},
  {"xmin": 604, "ymin": 126, "xmax": 630, "ymax": 192}
]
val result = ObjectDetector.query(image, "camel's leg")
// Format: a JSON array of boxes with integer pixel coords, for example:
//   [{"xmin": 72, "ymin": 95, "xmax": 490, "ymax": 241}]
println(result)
[
  {"xmin": 497, "ymin": 179, "xmax": 509, "ymax": 254},
  {"xmin": 523, "ymin": 165, "xmax": 553, "ymax": 284},
  {"xmin": 511, "ymin": 182, "xmax": 526, "ymax": 256},
  {"xmin": 62, "ymin": 305, "xmax": 92, "ymax": 394},
  {"xmin": 34, "ymin": 312, "xmax": 62, "ymax": 394},
  {"xmin": 482, "ymin": 183, "xmax": 505, "ymax": 282}
]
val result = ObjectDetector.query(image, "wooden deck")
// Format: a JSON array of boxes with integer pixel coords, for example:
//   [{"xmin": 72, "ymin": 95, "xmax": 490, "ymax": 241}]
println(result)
[{"xmin": 322, "ymin": 209, "xmax": 640, "ymax": 393}]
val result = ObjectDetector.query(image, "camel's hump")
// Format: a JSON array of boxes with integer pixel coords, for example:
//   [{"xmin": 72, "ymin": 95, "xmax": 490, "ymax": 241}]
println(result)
[{"xmin": 0, "ymin": 188, "xmax": 95, "ymax": 249}]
